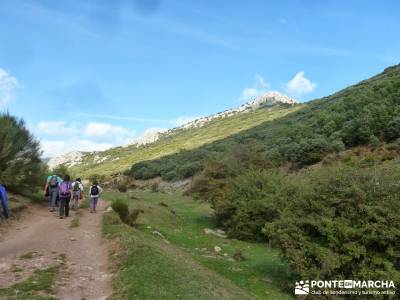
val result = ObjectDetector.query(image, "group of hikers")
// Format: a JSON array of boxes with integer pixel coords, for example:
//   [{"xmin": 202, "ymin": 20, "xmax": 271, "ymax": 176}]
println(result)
[
  {"xmin": 0, "ymin": 175, "xmax": 103, "ymax": 222},
  {"xmin": 44, "ymin": 175, "xmax": 103, "ymax": 219}
]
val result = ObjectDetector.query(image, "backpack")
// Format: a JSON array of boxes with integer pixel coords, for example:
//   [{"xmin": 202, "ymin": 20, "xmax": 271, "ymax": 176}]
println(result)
[
  {"xmin": 73, "ymin": 181, "xmax": 80, "ymax": 192},
  {"xmin": 49, "ymin": 175, "xmax": 58, "ymax": 187},
  {"xmin": 59, "ymin": 182, "xmax": 71, "ymax": 196},
  {"xmin": 90, "ymin": 185, "xmax": 99, "ymax": 196}
]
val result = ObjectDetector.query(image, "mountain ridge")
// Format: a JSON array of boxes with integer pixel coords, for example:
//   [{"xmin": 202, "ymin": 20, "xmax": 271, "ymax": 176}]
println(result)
[{"xmin": 48, "ymin": 91, "xmax": 297, "ymax": 170}]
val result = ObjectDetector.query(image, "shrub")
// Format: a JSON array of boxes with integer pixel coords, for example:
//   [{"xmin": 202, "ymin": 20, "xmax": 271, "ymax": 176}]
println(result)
[
  {"xmin": 161, "ymin": 170, "xmax": 178, "ymax": 181},
  {"xmin": 384, "ymin": 116, "xmax": 400, "ymax": 141},
  {"xmin": 263, "ymin": 163, "xmax": 400, "ymax": 285},
  {"xmin": 224, "ymin": 169, "xmax": 291, "ymax": 241},
  {"xmin": 111, "ymin": 199, "xmax": 129, "ymax": 222}
]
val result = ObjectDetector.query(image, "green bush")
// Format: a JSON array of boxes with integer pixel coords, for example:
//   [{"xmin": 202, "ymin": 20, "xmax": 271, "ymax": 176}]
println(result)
[
  {"xmin": 224, "ymin": 170, "xmax": 291, "ymax": 241},
  {"xmin": 161, "ymin": 170, "xmax": 178, "ymax": 181},
  {"xmin": 111, "ymin": 199, "xmax": 129, "ymax": 222},
  {"xmin": 263, "ymin": 162, "xmax": 400, "ymax": 285}
]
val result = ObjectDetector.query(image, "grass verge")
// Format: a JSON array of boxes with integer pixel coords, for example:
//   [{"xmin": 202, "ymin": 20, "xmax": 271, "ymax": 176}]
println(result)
[
  {"xmin": 0, "ymin": 266, "xmax": 59, "ymax": 300},
  {"xmin": 103, "ymin": 191, "xmax": 293, "ymax": 299}
]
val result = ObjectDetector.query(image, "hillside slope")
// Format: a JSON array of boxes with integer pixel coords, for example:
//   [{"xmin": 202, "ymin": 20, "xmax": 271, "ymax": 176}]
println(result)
[
  {"xmin": 129, "ymin": 64, "xmax": 400, "ymax": 181},
  {"xmin": 67, "ymin": 103, "xmax": 301, "ymax": 178}
]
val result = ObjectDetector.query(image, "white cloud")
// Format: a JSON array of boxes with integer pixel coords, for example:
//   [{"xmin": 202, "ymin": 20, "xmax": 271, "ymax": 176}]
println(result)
[
  {"xmin": 84, "ymin": 122, "xmax": 135, "ymax": 143},
  {"xmin": 0, "ymin": 68, "xmax": 18, "ymax": 106},
  {"xmin": 68, "ymin": 112, "xmax": 172, "ymax": 123},
  {"xmin": 240, "ymin": 74, "xmax": 271, "ymax": 100},
  {"xmin": 41, "ymin": 139, "xmax": 114, "ymax": 158},
  {"xmin": 36, "ymin": 121, "xmax": 137, "ymax": 157},
  {"xmin": 285, "ymin": 71, "xmax": 317, "ymax": 95},
  {"xmin": 37, "ymin": 121, "xmax": 79, "ymax": 135},
  {"xmin": 241, "ymin": 88, "xmax": 261, "ymax": 99}
]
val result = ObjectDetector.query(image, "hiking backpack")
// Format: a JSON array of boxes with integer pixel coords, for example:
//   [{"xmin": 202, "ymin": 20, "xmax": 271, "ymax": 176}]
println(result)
[
  {"xmin": 49, "ymin": 175, "xmax": 58, "ymax": 187},
  {"xmin": 59, "ymin": 182, "xmax": 71, "ymax": 197},
  {"xmin": 73, "ymin": 181, "xmax": 80, "ymax": 192},
  {"xmin": 90, "ymin": 185, "xmax": 99, "ymax": 196}
]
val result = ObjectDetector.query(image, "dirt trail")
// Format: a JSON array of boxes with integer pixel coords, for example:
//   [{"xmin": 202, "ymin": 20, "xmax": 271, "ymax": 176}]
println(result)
[{"xmin": 0, "ymin": 200, "xmax": 112, "ymax": 300}]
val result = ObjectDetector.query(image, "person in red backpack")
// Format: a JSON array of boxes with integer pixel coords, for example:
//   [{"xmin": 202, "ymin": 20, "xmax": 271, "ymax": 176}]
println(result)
[{"xmin": 58, "ymin": 175, "xmax": 73, "ymax": 219}]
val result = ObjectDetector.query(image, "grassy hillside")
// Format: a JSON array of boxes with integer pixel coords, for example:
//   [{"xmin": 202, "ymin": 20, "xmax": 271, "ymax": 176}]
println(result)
[
  {"xmin": 125, "ymin": 64, "xmax": 399, "ymax": 291},
  {"xmin": 103, "ymin": 191, "xmax": 293, "ymax": 299},
  {"xmin": 129, "ymin": 64, "xmax": 400, "ymax": 181},
  {"xmin": 69, "ymin": 104, "xmax": 300, "ymax": 178}
]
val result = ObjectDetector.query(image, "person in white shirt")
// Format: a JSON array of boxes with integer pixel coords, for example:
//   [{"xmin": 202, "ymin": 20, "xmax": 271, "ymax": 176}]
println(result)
[{"xmin": 89, "ymin": 180, "xmax": 103, "ymax": 213}]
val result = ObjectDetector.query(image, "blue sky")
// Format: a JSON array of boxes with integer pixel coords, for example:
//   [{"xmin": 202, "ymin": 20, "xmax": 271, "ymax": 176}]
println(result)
[{"xmin": 0, "ymin": 0, "xmax": 399, "ymax": 157}]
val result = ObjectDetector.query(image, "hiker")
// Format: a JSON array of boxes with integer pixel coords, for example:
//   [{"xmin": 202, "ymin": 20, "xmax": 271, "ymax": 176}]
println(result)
[
  {"xmin": 44, "ymin": 174, "xmax": 63, "ymax": 212},
  {"xmin": 89, "ymin": 181, "xmax": 103, "ymax": 213},
  {"xmin": 59, "ymin": 175, "xmax": 73, "ymax": 219},
  {"xmin": 71, "ymin": 178, "xmax": 84, "ymax": 210},
  {"xmin": 0, "ymin": 184, "xmax": 9, "ymax": 220}
]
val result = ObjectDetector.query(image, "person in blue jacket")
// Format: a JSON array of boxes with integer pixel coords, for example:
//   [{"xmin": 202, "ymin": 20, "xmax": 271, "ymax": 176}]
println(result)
[{"xmin": 0, "ymin": 184, "xmax": 9, "ymax": 220}]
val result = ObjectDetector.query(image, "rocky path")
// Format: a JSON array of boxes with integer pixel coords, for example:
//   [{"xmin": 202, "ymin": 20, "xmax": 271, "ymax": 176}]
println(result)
[{"xmin": 0, "ymin": 200, "xmax": 112, "ymax": 300}]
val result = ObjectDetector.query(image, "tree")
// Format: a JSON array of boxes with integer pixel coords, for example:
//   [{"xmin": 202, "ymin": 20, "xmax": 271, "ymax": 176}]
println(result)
[
  {"xmin": 0, "ymin": 113, "xmax": 47, "ymax": 192},
  {"xmin": 51, "ymin": 164, "xmax": 68, "ymax": 177}
]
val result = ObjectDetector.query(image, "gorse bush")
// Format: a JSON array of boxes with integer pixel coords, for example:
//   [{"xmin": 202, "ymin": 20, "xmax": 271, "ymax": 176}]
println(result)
[
  {"xmin": 111, "ymin": 199, "xmax": 129, "ymax": 222},
  {"xmin": 263, "ymin": 162, "xmax": 400, "ymax": 285},
  {"xmin": 224, "ymin": 170, "xmax": 290, "ymax": 241},
  {"xmin": 111, "ymin": 199, "xmax": 143, "ymax": 226},
  {"xmin": 0, "ymin": 113, "xmax": 47, "ymax": 193}
]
